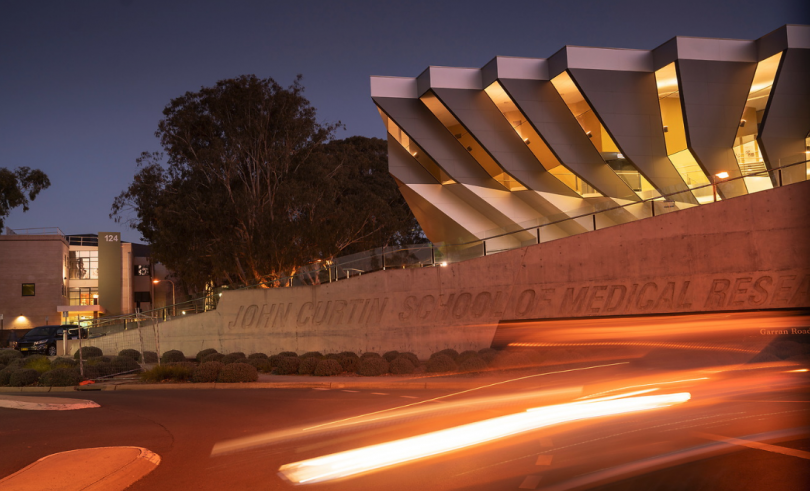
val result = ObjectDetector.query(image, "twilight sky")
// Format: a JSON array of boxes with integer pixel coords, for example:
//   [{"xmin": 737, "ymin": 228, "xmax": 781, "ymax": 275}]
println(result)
[{"xmin": 1, "ymin": 0, "xmax": 807, "ymax": 243}]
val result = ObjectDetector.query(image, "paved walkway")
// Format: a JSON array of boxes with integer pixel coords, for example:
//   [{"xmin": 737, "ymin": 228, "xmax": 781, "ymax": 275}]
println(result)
[{"xmin": 0, "ymin": 394, "xmax": 99, "ymax": 410}]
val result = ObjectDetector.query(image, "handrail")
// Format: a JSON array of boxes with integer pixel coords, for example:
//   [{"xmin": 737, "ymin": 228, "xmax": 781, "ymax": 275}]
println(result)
[{"xmin": 77, "ymin": 159, "xmax": 808, "ymax": 332}]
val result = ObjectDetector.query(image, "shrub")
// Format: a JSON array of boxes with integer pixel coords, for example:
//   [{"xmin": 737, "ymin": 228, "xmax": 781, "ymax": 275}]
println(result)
[
  {"xmin": 383, "ymin": 351, "xmax": 400, "ymax": 362},
  {"xmin": 339, "ymin": 351, "xmax": 358, "ymax": 359},
  {"xmin": 196, "ymin": 348, "xmax": 219, "ymax": 362},
  {"xmin": 389, "ymin": 356, "xmax": 416, "ymax": 374},
  {"xmin": 397, "ymin": 352, "xmax": 420, "ymax": 367},
  {"xmin": 360, "ymin": 352, "xmax": 381, "ymax": 360},
  {"xmin": 118, "ymin": 349, "xmax": 141, "ymax": 362},
  {"xmin": 248, "ymin": 352, "xmax": 268, "ymax": 360},
  {"xmin": 456, "ymin": 350, "xmax": 480, "ymax": 365},
  {"xmin": 301, "ymin": 351, "xmax": 324, "ymax": 359},
  {"xmin": 491, "ymin": 352, "xmax": 532, "ymax": 369},
  {"xmin": 222, "ymin": 352, "xmax": 247, "ymax": 364},
  {"xmin": 143, "ymin": 351, "xmax": 158, "ymax": 363},
  {"xmin": 298, "ymin": 356, "xmax": 320, "ymax": 375},
  {"xmin": 0, "ymin": 349, "xmax": 23, "ymax": 365},
  {"xmin": 339, "ymin": 354, "xmax": 360, "ymax": 373},
  {"xmin": 74, "ymin": 346, "xmax": 103, "ymax": 360},
  {"xmin": 431, "ymin": 349, "xmax": 459, "ymax": 361},
  {"xmin": 5, "ymin": 358, "xmax": 26, "ymax": 370},
  {"xmin": 0, "ymin": 368, "xmax": 16, "ymax": 386},
  {"xmin": 82, "ymin": 360, "xmax": 114, "ymax": 379},
  {"xmin": 314, "ymin": 359, "xmax": 343, "ymax": 376},
  {"xmin": 40, "ymin": 367, "xmax": 81, "ymax": 387},
  {"xmin": 10, "ymin": 369, "xmax": 40, "ymax": 387},
  {"xmin": 140, "ymin": 364, "xmax": 193, "ymax": 382},
  {"xmin": 478, "ymin": 348, "xmax": 498, "ymax": 364},
  {"xmin": 278, "ymin": 351, "xmax": 298, "ymax": 357},
  {"xmin": 247, "ymin": 358, "xmax": 272, "ymax": 373},
  {"xmin": 0, "ymin": 363, "xmax": 4, "ymax": 371},
  {"xmin": 325, "ymin": 353, "xmax": 343, "ymax": 361},
  {"xmin": 459, "ymin": 356, "xmax": 488, "ymax": 372},
  {"xmin": 427, "ymin": 354, "xmax": 457, "ymax": 373},
  {"xmin": 202, "ymin": 353, "xmax": 225, "ymax": 363},
  {"xmin": 357, "ymin": 357, "xmax": 389, "ymax": 376},
  {"xmin": 24, "ymin": 355, "xmax": 51, "ymax": 374},
  {"xmin": 192, "ymin": 361, "xmax": 224, "ymax": 383},
  {"xmin": 217, "ymin": 362, "xmax": 258, "ymax": 383},
  {"xmin": 269, "ymin": 354, "xmax": 285, "ymax": 368},
  {"xmin": 275, "ymin": 356, "xmax": 300, "ymax": 375},
  {"xmin": 110, "ymin": 356, "xmax": 141, "ymax": 374},
  {"xmin": 160, "ymin": 350, "xmax": 186, "ymax": 364}
]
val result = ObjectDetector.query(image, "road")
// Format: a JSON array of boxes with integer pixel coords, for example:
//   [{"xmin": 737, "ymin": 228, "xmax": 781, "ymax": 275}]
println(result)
[{"xmin": 2, "ymin": 359, "xmax": 808, "ymax": 490}]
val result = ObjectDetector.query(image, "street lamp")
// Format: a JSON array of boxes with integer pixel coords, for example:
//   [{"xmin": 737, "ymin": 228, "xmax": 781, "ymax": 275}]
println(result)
[
  {"xmin": 713, "ymin": 171, "xmax": 729, "ymax": 202},
  {"xmin": 153, "ymin": 279, "xmax": 176, "ymax": 317}
]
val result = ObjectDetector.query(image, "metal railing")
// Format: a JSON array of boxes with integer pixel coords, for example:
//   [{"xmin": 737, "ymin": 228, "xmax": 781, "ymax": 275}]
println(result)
[
  {"xmin": 78, "ymin": 159, "xmax": 808, "ymax": 336},
  {"xmin": 4, "ymin": 227, "xmax": 64, "ymax": 236}
]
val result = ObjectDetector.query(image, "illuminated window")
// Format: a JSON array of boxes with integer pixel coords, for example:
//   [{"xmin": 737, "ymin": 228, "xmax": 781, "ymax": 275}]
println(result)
[
  {"xmin": 484, "ymin": 81, "xmax": 602, "ymax": 198},
  {"xmin": 69, "ymin": 287, "xmax": 98, "ymax": 306},
  {"xmin": 420, "ymin": 90, "xmax": 526, "ymax": 191},
  {"xmin": 551, "ymin": 71, "xmax": 656, "ymax": 199},
  {"xmin": 733, "ymin": 52, "xmax": 783, "ymax": 192},
  {"xmin": 655, "ymin": 63, "xmax": 711, "ymax": 203},
  {"xmin": 22, "ymin": 283, "xmax": 35, "ymax": 296},
  {"xmin": 69, "ymin": 250, "xmax": 98, "ymax": 279},
  {"xmin": 377, "ymin": 107, "xmax": 454, "ymax": 185}
]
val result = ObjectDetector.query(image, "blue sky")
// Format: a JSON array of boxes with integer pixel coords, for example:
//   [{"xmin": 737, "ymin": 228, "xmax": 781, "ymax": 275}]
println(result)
[{"xmin": 1, "ymin": 0, "xmax": 806, "ymax": 242}]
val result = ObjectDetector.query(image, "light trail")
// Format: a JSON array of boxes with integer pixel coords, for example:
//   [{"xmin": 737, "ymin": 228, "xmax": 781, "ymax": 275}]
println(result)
[
  {"xmin": 278, "ymin": 392, "xmax": 691, "ymax": 484},
  {"xmin": 508, "ymin": 341, "xmax": 759, "ymax": 353},
  {"xmin": 578, "ymin": 378, "xmax": 709, "ymax": 400}
]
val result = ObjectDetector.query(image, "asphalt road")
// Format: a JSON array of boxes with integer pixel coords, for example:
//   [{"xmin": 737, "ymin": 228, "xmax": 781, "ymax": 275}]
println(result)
[{"xmin": 2, "ymin": 361, "xmax": 808, "ymax": 491}]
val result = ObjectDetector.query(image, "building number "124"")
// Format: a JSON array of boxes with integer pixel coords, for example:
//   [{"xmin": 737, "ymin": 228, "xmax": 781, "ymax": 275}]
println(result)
[{"xmin": 105, "ymin": 235, "xmax": 119, "ymax": 242}]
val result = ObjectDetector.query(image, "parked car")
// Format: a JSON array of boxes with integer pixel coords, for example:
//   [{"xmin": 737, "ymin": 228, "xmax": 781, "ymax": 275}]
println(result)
[{"xmin": 14, "ymin": 325, "xmax": 86, "ymax": 356}]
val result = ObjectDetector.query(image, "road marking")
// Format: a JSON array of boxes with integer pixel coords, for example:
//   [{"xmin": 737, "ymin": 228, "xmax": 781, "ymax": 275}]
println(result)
[
  {"xmin": 342, "ymin": 390, "xmax": 358, "ymax": 393},
  {"xmin": 696, "ymin": 432, "xmax": 810, "ymax": 460},
  {"xmin": 401, "ymin": 395, "xmax": 418, "ymax": 399},
  {"xmin": 538, "ymin": 438, "xmax": 553, "ymax": 447},
  {"xmin": 371, "ymin": 393, "xmax": 388, "ymax": 395},
  {"xmin": 519, "ymin": 475, "xmax": 542, "ymax": 489},
  {"xmin": 535, "ymin": 455, "xmax": 553, "ymax": 465},
  {"xmin": 0, "ymin": 395, "xmax": 100, "ymax": 411},
  {"xmin": 312, "ymin": 388, "xmax": 330, "ymax": 391}
]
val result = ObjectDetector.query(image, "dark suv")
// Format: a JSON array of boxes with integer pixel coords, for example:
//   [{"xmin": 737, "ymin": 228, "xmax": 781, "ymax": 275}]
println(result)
[{"xmin": 15, "ymin": 325, "xmax": 85, "ymax": 356}]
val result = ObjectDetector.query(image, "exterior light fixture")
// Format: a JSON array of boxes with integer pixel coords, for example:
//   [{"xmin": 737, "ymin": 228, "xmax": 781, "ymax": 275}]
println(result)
[
  {"xmin": 712, "ymin": 172, "xmax": 729, "ymax": 203},
  {"xmin": 716, "ymin": 172, "xmax": 729, "ymax": 179},
  {"xmin": 586, "ymin": 131, "xmax": 593, "ymax": 138},
  {"xmin": 616, "ymin": 153, "xmax": 624, "ymax": 159},
  {"xmin": 663, "ymin": 126, "xmax": 669, "ymax": 133},
  {"xmin": 182, "ymin": 311, "xmax": 186, "ymax": 315},
  {"xmin": 440, "ymin": 262, "xmax": 448, "ymax": 267},
  {"xmin": 523, "ymin": 137, "xmax": 530, "ymax": 144},
  {"xmin": 739, "ymin": 120, "xmax": 746, "ymax": 128}
]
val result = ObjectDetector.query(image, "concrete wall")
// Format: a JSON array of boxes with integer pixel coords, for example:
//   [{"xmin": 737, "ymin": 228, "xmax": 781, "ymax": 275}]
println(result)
[{"xmin": 74, "ymin": 180, "xmax": 810, "ymax": 359}]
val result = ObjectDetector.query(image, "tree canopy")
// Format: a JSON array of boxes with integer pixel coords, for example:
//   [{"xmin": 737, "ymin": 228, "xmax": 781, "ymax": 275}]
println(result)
[
  {"xmin": 111, "ymin": 75, "xmax": 423, "ymax": 290},
  {"xmin": 0, "ymin": 166, "xmax": 51, "ymax": 231}
]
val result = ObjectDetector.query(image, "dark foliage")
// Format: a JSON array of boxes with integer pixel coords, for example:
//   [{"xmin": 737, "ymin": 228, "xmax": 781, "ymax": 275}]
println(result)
[
  {"xmin": 383, "ymin": 351, "xmax": 400, "ymax": 362},
  {"xmin": 389, "ymin": 356, "xmax": 416, "ymax": 374},
  {"xmin": 222, "ymin": 352, "xmax": 247, "ymax": 364},
  {"xmin": 192, "ymin": 361, "xmax": 224, "ymax": 383},
  {"xmin": 313, "ymin": 359, "xmax": 343, "ymax": 376},
  {"xmin": 10, "ymin": 368, "xmax": 40, "ymax": 387},
  {"xmin": 202, "ymin": 353, "xmax": 226, "ymax": 363},
  {"xmin": 196, "ymin": 348, "xmax": 219, "ymax": 362},
  {"xmin": 40, "ymin": 367, "xmax": 82, "ymax": 387},
  {"xmin": 74, "ymin": 346, "xmax": 103, "ymax": 360},
  {"xmin": 118, "ymin": 349, "xmax": 141, "ymax": 362},
  {"xmin": 275, "ymin": 356, "xmax": 301, "ymax": 375},
  {"xmin": 217, "ymin": 363, "xmax": 258, "ymax": 383},
  {"xmin": 298, "ymin": 356, "xmax": 320, "ymax": 375},
  {"xmin": 160, "ymin": 350, "xmax": 187, "ymax": 364},
  {"xmin": 248, "ymin": 352, "xmax": 268, "ymax": 360},
  {"xmin": 0, "ymin": 166, "xmax": 51, "ymax": 230},
  {"xmin": 357, "ymin": 357, "xmax": 389, "ymax": 376},
  {"xmin": 426, "ymin": 354, "xmax": 457, "ymax": 373}
]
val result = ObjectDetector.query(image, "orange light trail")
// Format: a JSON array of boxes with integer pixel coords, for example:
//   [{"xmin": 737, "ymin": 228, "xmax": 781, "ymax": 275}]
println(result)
[
  {"xmin": 278, "ymin": 392, "xmax": 691, "ymax": 484},
  {"xmin": 508, "ymin": 341, "xmax": 758, "ymax": 353}
]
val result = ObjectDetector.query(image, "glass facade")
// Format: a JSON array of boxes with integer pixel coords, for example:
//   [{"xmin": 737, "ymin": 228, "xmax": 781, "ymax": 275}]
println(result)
[
  {"xmin": 551, "ymin": 71, "xmax": 657, "ymax": 200},
  {"xmin": 655, "ymin": 63, "xmax": 713, "ymax": 204},
  {"xmin": 733, "ymin": 52, "xmax": 783, "ymax": 193},
  {"xmin": 377, "ymin": 106, "xmax": 455, "ymax": 185},
  {"xmin": 69, "ymin": 250, "xmax": 98, "ymax": 279},
  {"xmin": 420, "ymin": 90, "xmax": 527, "ymax": 191},
  {"xmin": 69, "ymin": 287, "xmax": 99, "ymax": 306},
  {"xmin": 484, "ymin": 81, "xmax": 602, "ymax": 198}
]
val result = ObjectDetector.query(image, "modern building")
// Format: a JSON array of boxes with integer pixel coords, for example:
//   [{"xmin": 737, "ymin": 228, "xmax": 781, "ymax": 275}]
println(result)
[
  {"xmin": 0, "ymin": 227, "xmax": 171, "ymax": 332},
  {"xmin": 371, "ymin": 24, "xmax": 810, "ymax": 247}
]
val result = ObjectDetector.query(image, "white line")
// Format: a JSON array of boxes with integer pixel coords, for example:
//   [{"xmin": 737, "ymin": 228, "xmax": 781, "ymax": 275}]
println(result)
[
  {"xmin": 342, "ymin": 390, "xmax": 358, "ymax": 393},
  {"xmin": 401, "ymin": 396, "xmax": 418, "ymax": 399},
  {"xmin": 371, "ymin": 393, "xmax": 388, "ymax": 395},
  {"xmin": 312, "ymin": 388, "xmax": 330, "ymax": 391},
  {"xmin": 696, "ymin": 432, "xmax": 810, "ymax": 460},
  {"xmin": 519, "ymin": 475, "xmax": 542, "ymax": 489}
]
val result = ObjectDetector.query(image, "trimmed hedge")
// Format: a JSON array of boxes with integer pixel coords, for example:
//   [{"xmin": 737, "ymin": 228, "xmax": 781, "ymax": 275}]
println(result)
[
  {"xmin": 357, "ymin": 357, "xmax": 389, "ymax": 376},
  {"xmin": 268, "ymin": 354, "xmax": 285, "ymax": 368},
  {"xmin": 143, "ymin": 351, "xmax": 159, "ymax": 363},
  {"xmin": 0, "ymin": 368, "xmax": 16, "ymax": 386},
  {"xmin": 361, "ymin": 352, "xmax": 381, "ymax": 360},
  {"xmin": 431, "ymin": 349, "xmax": 459, "ymax": 361},
  {"xmin": 275, "ymin": 356, "xmax": 300, "ymax": 375},
  {"xmin": 160, "ymin": 350, "xmax": 187, "ymax": 364},
  {"xmin": 456, "ymin": 350, "xmax": 480, "ymax": 365},
  {"xmin": 40, "ymin": 367, "xmax": 81, "ymax": 387},
  {"xmin": 247, "ymin": 358, "xmax": 272, "ymax": 373},
  {"xmin": 248, "ymin": 352, "xmax": 268, "ymax": 360},
  {"xmin": 118, "ymin": 349, "xmax": 141, "ymax": 362},
  {"xmin": 383, "ymin": 351, "xmax": 400, "ymax": 362},
  {"xmin": 301, "ymin": 351, "xmax": 324, "ymax": 359},
  {"xmin": 217, "ymin": 363, "xmax": 258, "ymax": 383},
  {"xmin": 10, "ymin": 369, "xmax": 40, "ymax": 387},
  {"xmin": 339, "ymin": 354, "xmax": 360, "ymax": 373},
  {"xmin": 389, "ymin": 356, "xmax": 416, "ymax": 374},
  {"xmin": 74, "ymin": 346, "xmax": 103, "ymax": 360},
  {"xmin": 222, "ymin": 352, "xmax": 247, "ymax": 364},
  {"xmin": 202, "ymin": 353, "xmax": 226, "ymax": 364},
  {"xmin": 459, "ymin": 356, "xmax": 488, "ymax": 372},
  {"xmin": 192, "ymin": 361, "xmax": 224, "ymax": 383},
  {"xmin": 0, "ymin": 349, "xmax": 23, "ymax": 365},
  {"xmin": 278, "ymin": 351, "xmax": 298, "ymax": 357},
  {"xmin": 397, "ymin": 352, "xmax": 420, "ymax": 367},
  {"xmin": 298, "ymin": 356, "xmax": 320, "ymax": 375},
  {"xmin": 110, "ymin": 356, "xmax": 141, "ymax": 374},
  {"xmin": 196, "ymin": 348, "xmax": 219, "ymax": 362},
  {"xmin": 426, "ymin": 354, "xmax": 457, "ymax": 373},
  {"xmin": 140, "ymin": 364, "xmax": 193, "ymax": 382},
  {"xmin": 314, "ymin": 359, "xmax": 343, "ymax": 376},
  {"xmin": 478, "ymin": 348, "xmax": 498, "ymax": 364},
  {"xmin": 51, "ymin": 357, "xmax": 78, "ymax": 368},
  {"xmin": 25, "ymin": 355, "xmax": 52, "ymax": 374}
]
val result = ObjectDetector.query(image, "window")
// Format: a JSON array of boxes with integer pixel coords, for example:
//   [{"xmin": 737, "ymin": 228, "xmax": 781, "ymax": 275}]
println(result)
[
  {"xmin": 69, "ymin": 250, "xmax": 98, "ymax": 279},
  {"xmin": 134, "ymin": 264, "xmax": 151, "ymax": 276},
  {"xmin": 69, "ymin": 287, "xmax": 98, "ymax": 306},
  {"xmin": 134, "ymin": 291, "xmax": 152, "ymax": 303},
  {"xmin": 22, "ymin": 283, "xmax": 35, "ymax": 296}
]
